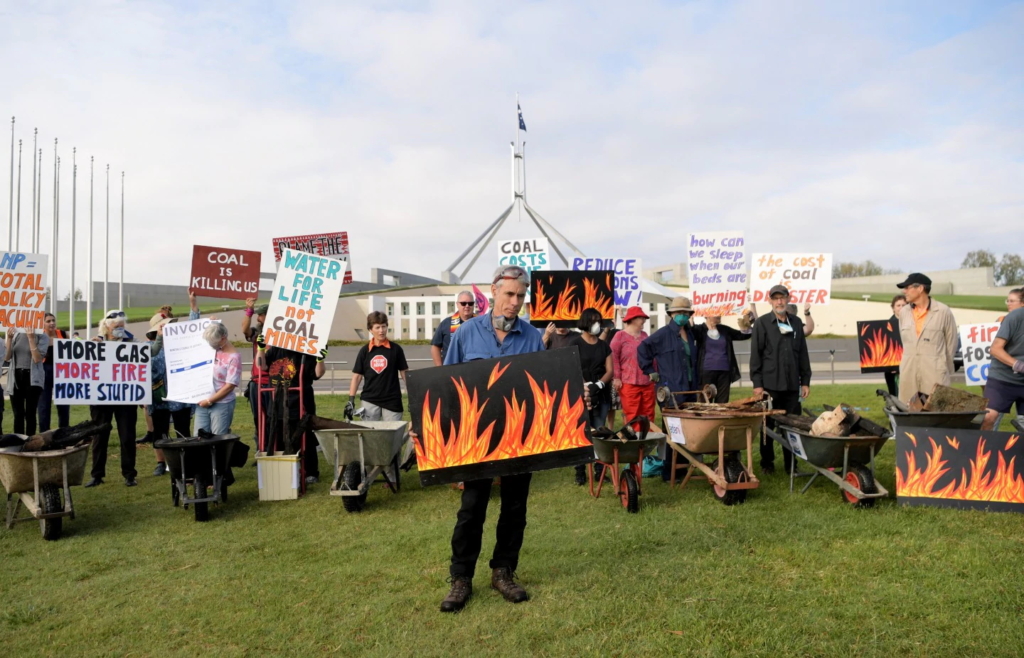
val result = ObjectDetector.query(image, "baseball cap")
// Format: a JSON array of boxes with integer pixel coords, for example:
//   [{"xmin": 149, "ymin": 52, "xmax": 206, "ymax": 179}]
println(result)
[
  {"xmin": 896, "ymin": 273, "xmax": 932, "ymax": 289},
  {"xmin": 768, "ymin": 285, "xmax": 790, "ymax": 298}
]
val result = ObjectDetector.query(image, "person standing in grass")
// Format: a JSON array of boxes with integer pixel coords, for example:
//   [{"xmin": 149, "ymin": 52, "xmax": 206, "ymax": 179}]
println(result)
[
  {"xmin": 86, "ymin": 310, "xmax": 140, "ymax": 488},
  {"xmin": 570, "ymin": 307, "xmax": 613, "ymax": 485},
  {"xmin": 195, "ymin": 322, "xmax": 241, "ymax": 435},
  {"xmin": 612, "ymin": 306, "xmax": 655, "ymax": 429},
  {"xmin": 691, "ymin": 307, "xmax": 754, "ymax": 403},
  {"xmin": 981, "ymin": 305, "xmax": 1024, "ymax": 430},
  {"xmin": 348, "ymin": 312, "xmax": 408, "ymax": 422},
  {"xmin": 5, "ymin": 326, "xmax": 48, "ymax": 435},
  {"xmin": 431, "ymin": 291, "xmax": 476, "ymax": 366},
  {"xmin": 895, "ymin": 273, "xmax": 957, "ymax": 403},
  {"xmin": 37, "ymin": 312, "xmax": 69, "ymax": 432}
]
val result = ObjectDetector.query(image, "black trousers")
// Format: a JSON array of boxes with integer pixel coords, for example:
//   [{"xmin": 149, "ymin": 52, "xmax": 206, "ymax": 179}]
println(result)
[
  {"xmin": 152, "ymin": 407, "xmax": 193, "ymax": 444},
  {"xmin": 11, "ymin": 370, "xmax": 41, "ymax": 436},
  {"xmin": 38, "ymin": 363, "xmax": 70, "ymax": 432},
  {"xmin": 700, "ymin": 370, "xmax": 733, "ymax": 403},
  {"xmin": 760, "ymin": 389, "xmax": 801, "ymax": 471},
  {"xmin": 450, "ymin": 473, "xmax": 532, "ymax": 579},
  {"xmin": 90, "ymin": 405, "xmax": 138, "ymax": 479},
  {"xmin": 884, "ymin": 371, "xmax": 899, "ymax": 397},
  {"xmin": 260, "ymin": 389, "xmax": 318, "ymax": 478}
]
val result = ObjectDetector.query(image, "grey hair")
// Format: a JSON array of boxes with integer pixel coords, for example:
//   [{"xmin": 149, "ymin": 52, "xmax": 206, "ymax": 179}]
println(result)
[
  {"xmin": 457, "ymin": 290, "xmax": 474, "ymax": 300},
  {"xmin": 203, "ymin": 321, "xmax": 228, "ymax": 345},
  {"xmin": 492, "ymin": 265, "xmax": 530, "ymax": 291}
]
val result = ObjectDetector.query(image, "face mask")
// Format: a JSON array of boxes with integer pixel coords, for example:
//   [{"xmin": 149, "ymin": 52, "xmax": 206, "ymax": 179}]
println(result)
[
  {"xmin": 673, "ymin": 314, "xmax": 690, "ymax": 326},
  {"xmin": 492, "ymin": 314, "xmax": 515, "ymax": 332},
  {"xmin": 777, "ymin": 321, "xmax": 794, "ymax": 335},
  {"xmin": 708, "ymin": 328, "xmax": 720, "ymax": 340},
  {"xmin": 589, "ymin": 322, "xmax": 602, "ymax": 336},
  {"xmin": 111, "ymin": 327, "xmax": 126, "ymax": 339}
]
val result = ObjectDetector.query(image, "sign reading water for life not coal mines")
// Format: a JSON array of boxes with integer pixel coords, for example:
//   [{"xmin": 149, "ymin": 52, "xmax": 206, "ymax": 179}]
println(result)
[
  {"xmin": 686, "ymin": 232, "xmax": 746, "ymax": 316},
  {"xmin": 190, "ymin": 245, "xmax": 261, "ymax": 300},
  {"xmin": 571, "ymin": 257, "xmax": 642, "ymax": 306},
  {"xmin": 959, "ymin": 323, "xmax": 1000, "ymax": 385},
  {"xmin": 0, "ymin": 251, "xmax": 48, "ymax": 332},
  {"xmin": 750, "ymin": 252, "xmax": 833, "ymax": 305},
  {"xmin": 53, "ymin": 339, "xmax": 152, "ymax": 405},
  {"xmin": 264, "ymin": 247, "xmax": 345, "ymax": 356},
  {"xmin": 498, "ymin": 238, "xmax": 549, "ymax": 274}
]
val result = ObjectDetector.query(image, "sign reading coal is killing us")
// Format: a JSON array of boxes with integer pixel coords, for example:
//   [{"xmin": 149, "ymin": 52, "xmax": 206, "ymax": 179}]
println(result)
[
  {"xmin": 571, "ymin": 257, "xmax": 642, "ymax": 307},
  {"xmin": 53, "ymin": 339, "xmax": 151, "ymax": 405},
  {"xmin": 750, "ymin": 252, "xmax": 833, "ymax": 305},
  {"xmin": 264, "ymin": 248, "xmax": 344, "ymax": 356},
  {"xmin": 273, "ymin": 232, "xmax": 352, "ymax": 284},
  {"xmin": 189, "ymin": 245, "xmax": 261, "ymax": 300},
  {"xmin": 687, "ymin": 232, "xmax": 746, "ymax": 316},
  {"xmin": 407, "ymin": 347, "xmax": 593, "ymax": 486},
  {"xmin": 529, "ymin": 270, "xmax": 615, "ymax": 328},
  {"xmin": 0, "ymin": 251, "xmax": 48, "ymax": 332}
]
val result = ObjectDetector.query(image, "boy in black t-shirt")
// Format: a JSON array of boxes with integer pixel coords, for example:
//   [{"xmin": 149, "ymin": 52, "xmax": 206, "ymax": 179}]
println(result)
[{"xmin": 349, "ymin": 311, "xmax": 409, "ymax": 421}]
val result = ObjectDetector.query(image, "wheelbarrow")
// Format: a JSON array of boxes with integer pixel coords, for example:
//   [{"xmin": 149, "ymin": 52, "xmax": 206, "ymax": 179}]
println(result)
[
  {"xmin": 307, "ymin": 415, "xmax": 410, "ymax": 513},
  {"xmin": 588, "ymin": 416, "xmax": 665, "ymax": 513},
  {"xmin": 154, "ymin": 433, "xmax": 242, "ymax": 522},
  {"xmin": 876, "ymin": 389, "xmax": 983, "ymax": 433},
  {"xmin": 765, "ymin": 416, "xmax": 891, "ymax": 508},
  {"xmin": 0, "ymin": 442, "xmax": 90, "ymax": 540}
]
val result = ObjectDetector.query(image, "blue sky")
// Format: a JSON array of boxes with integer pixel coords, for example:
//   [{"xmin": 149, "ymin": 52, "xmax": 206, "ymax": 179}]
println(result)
[{"xmin": 2, "ymin": 0, "xmax": 1022, "ymax": 293}]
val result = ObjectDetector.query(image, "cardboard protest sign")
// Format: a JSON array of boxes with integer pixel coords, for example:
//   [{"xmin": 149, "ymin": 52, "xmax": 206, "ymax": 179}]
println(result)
[
  {"xmin": 686, "ymin": 232, "xmax": 746, "ymax": 315},
  {"xmin": 750, "ymin": 252, "xmax": 832, "ymax": 305},
  {"xmin": 163, "ymin": 318, "xmax": 216, "ymax": 404},
  {"xmin": 897, "ymin": 428, "xmax": 1024, "ymax": 513},
  {"xmin": 571, "ymin": 257, "xmax": 642, "ymax": 307},
  {"xmin": 273, "ymin": 232, "xmax": 352, "ymax": 284},
  {"xmin": 0, "ymin": 251, "xmax": 48, "ymax": 332},
  {"xmin": 53, "ymin": 339, "xmax": 151, "ymax": 405},
  {"xmin": 264, "ymin": 247, "xmax": 344, "ymax": 356},
  {"xmin": 498, "ymin": 238, "xmax": 549, "ymax": 274},
  {"xmin": 189, "ymin": 245, "xmax": 261, "ymax": 300},
  {"xmin": 959, "ymin": 323, "xmax": 1000, "ymax": 385},
  {"xmin": 407, "ymin": 347, "xmax": 593, "ymax": 486},
  {"xmin": 857, "ymin": 319, "xmax": 903, "ymax": 373},
  {"xmin": 529, "ymin": 270, "xmax": 614, "ymax": 328}
]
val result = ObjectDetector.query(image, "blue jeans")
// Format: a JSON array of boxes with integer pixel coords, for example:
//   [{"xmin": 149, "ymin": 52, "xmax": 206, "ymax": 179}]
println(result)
[{"xmin": 196, "ymin": 399, "xmax": 235, "ymax": 435}]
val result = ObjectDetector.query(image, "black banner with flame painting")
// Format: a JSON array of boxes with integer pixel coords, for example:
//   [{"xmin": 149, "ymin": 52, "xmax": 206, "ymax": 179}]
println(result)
[
  {"xmin": 529, "ymin": 270, "xmax": 615, "ymax": 328},
  {"xmin": 857, "ymin": 319, "xmax": 903, "ymax": 374},
  {"xmin": 406, "ymin": 347, "xmax": 593, "ymax": 486}
]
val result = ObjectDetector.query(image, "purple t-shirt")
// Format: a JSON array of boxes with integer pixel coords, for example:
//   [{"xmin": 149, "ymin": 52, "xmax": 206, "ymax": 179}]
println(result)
[{"xmin": 702, "ymin": 333, "xmax": 730, "ymax": 372}]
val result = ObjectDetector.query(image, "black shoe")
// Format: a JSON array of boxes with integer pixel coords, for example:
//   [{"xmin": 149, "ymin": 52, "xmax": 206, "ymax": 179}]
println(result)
[
  {"xmin": 305, "ymin": 475, "xmax": 319, "ymax": 485},
  {"xmin": 84, "ymin": 477, "xmax": 104, "ymax": 488},
  {"xmin": 491, "ymin": 567, "xmax": 529, "ymax": 603},
  {"xmin": 136, "ymin": 431, "xmax": 155, "ymax": 445},
  {"xmin": 153, "ymin": 462, "xmax": 167, "ymax": 477},
  {"xmin": 125, "ymin": 478, "xmax": 138, "ymax": 487},
  {"xmin": 761, "ymin": 463, "xmax": 776, "ymax": 475},
  {"xmin": 440, "ymin": 577, "xmax": 473, "ymax": 613},
  {"xmin": 574, "ymin": 465, "xmax": 587, "ymax": 486}
]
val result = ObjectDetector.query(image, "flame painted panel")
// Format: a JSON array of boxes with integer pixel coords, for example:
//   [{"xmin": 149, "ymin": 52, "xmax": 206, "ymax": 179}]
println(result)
[
  {"xmin": 857, "ymin": 319, "xmax": 903, "ymax": 373},
  {"xmin": 896, "ymin": 429, "xmax": 1024, "ymax": 513},
  {"xmin": 407, "ymin": 347, "xmax": 593, "ymax": 486},
  {"xmin": 529, "ymin": 270, "xmax": 615, "ymax": 328}
]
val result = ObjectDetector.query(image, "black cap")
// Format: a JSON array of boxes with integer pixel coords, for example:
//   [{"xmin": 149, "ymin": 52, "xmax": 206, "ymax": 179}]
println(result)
[
  {"xmin": 768, "ymin": 284, "xmax": 789, "ymax": 298},
  {"xmin": 897, "ymin": 273, "xmax": 932, "ymax": 289}
]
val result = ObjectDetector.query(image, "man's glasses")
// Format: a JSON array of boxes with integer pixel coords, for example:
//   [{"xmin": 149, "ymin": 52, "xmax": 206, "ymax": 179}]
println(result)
[
  {"xmin": 458, "ymin": 301, "xmax": 475, "ymax": 307},
  {"xmin": 493, "ymin": 266, "xmax": 528, "ymax": 284},
  {"xmin": 106, "ymin": 310, "xmax": 125, "ymax": 319}
]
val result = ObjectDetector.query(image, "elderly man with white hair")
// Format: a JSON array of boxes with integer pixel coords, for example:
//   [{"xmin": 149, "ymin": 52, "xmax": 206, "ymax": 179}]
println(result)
[{"xmin": 430, "ymin": 290, "xmax": 477, "ymax": 366}]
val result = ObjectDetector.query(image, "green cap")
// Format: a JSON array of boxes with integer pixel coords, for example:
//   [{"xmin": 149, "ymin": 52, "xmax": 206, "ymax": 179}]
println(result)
[{"xmin": 255, "ymin": 304, "xmax": 269, "ymax": 316}]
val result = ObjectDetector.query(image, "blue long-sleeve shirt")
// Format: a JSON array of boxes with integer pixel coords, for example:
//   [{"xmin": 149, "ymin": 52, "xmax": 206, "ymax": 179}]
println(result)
[
  {"xmin": 444, "ymin": 314, "xmax": 545, "ymax": 364},
  {"xmin": 637, "ymin": 322, "xmax": 698, "ymax": 406}
]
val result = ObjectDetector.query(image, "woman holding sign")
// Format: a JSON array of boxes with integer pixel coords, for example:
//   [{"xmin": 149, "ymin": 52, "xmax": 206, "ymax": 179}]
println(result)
[
  {"xmin": 195, "ymin": 322, "xmax": 242, "ymax": 435},
  {"xmin": 5, "ymin": 328, "xmax": 48, "ymax": 435},
  {"xmin": 86, "ymin": 311, "xmax": 140, "ymax": 488}
]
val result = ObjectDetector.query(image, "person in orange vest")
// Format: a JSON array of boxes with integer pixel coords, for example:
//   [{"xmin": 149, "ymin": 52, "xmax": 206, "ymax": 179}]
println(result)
[{"xmin": 431, "ymin": 291, "xmax": 476, "ymax": 366}]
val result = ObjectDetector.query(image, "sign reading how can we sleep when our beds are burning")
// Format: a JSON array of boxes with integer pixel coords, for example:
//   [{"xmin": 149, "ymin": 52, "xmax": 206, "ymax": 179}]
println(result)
[
  {"xmin": 0, "ymin": 251, "xmax": 48, "ymax": 332},
  {"xmin": 264, "ymin": 247, "xmax": 344, "ymax": 356},
  {"xmin": 53, "ymin": 338, "xmax": 152, "ymax": 405},
  {"xmin": 750, "ymin": 252, "xmax": 833, "ymax": 305},
  {"xmin": 687, "ymin": 232, "xmax": 746, "ymax": 316}
]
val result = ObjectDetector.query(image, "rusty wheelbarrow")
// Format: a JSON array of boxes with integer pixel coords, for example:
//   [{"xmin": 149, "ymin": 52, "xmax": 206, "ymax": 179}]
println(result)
[{"xmin": 588, "ymin": 416, "xmax": 665, "ymax": 513}]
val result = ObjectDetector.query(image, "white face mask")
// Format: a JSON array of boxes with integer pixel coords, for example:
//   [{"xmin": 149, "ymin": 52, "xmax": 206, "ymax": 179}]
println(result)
[
  {"xmin": 111, "ymin": 327, "xmax": 126, "ymax": 340},
  {"xmin": 589, "ymin": 322, "xmax": 602, "ymax": 336},
  {"xmin": 708, "ymin": 328, "xmax": 720, "ymax": 340}
]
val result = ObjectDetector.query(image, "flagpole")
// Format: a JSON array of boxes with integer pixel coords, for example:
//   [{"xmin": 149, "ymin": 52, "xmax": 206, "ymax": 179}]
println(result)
[
  {"xmin": 104, "ymin": 163, "xmax": 109, "ymax": 313},
  {"xmin": 31, "ymin": 129, "xmax": 37, "ymax": 252},
  {"xmin": 8, "ymin": 117, "xmax": 13, "ymax": 250},
  {"xmin": 87, "ymin": 156, "xmax": 94, "ymax": 337},
  {"xmin": 15, "ymin": 139, "xmax": 22, "ymax": 250},
  {"xmin": 119, "ymin": 171, "xmax": 124, "ymax": 309},
  {"xmin": 70, "ymin": 148, "xmax": 77, "ymax": 334},
  {"xmin": 36, "ymin": 148, "xmax": 42, "ymax": 253},
  {"xmin": 51, "ymin": 141, "xmax": 58, "ymax": 314}
]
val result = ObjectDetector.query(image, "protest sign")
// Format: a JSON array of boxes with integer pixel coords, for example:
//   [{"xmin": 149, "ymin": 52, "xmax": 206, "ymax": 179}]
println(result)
[
  {"xmin": 750, "ymin": 252, "xmax": 833, "ymax": 305},
  {"xmin": 529, "ymin": 270, "xmax": 615, "ymax": 328},
  {"xmin": 686, "ymin": 232, "xmax": 746, "ymax": 315},
  {"xmin": 408, "ymin": 347, "xmax": 592, "ymax": 486},
  {"xmin": 163, "ymin": 318, "xmax": 216, "ymax": 404},
  {"xmin": 857, "ymin": 319, "xmax": 903, "ymax": 373},
  {"xmin": 273, "ymin": 232, "xmax": 352, "ymax": 284},
  {"xmin": 0, "ymin": 251, "xmax": 48, "ymax": 332},
  {"xmin": 571, "ymin": 257, "xmax": 642, "ymax": 307},
  {"xmin": 498, "ymin": 238, "xmax": 549, "ymax": 274},
  {"xmin": 959, "ymin": 323, "xmax": 1000, "ymax": 385},
  {"xmin": 264, "ymin": 247, "xmax": 344, "ymax": 356},
  {"xmin": 189, "ymin": 245, "xmax": 261, "ymax": 300},
  {"xmin": 53, "ymin": 339, "xmax": 151, "ymax": 405}
]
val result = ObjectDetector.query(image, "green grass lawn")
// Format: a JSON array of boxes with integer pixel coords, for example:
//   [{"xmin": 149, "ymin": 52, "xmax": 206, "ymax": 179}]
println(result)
[
  {"xmin": 2, "ymin": 384, "xmax": 1022, "ymax": 657},
  {"xmin": 833, "ymin": 292, "xmax": 1010, "ymax": 313}
]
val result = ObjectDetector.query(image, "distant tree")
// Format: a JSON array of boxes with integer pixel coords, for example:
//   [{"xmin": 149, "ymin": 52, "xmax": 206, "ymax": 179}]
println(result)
[
  {"xmin": 63, "ymin": 288, "xmax": 83, "ymax": 302},
  {"xmin": 961, "ymin": 250, "xmax": 997, "ymax": 269},
  {"xmin": 832, "ymin": 260, "xmax": 884, "ymax": 279},
  {"xmin": 996, "ymin": 253, "xmax": 1024, "ymax": 286}
]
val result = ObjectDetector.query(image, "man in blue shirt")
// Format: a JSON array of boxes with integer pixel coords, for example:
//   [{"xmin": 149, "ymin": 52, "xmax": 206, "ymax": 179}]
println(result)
[{"xmin": 437, "ymin": 265, "xmax": 544, "ymax": 613}]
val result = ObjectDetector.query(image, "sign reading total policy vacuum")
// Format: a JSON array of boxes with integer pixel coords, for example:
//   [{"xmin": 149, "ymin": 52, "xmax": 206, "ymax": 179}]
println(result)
[
  {"xmin": 0, "ymin": 251, "xmax": 49, "ymax": 331},
  {"xmin": 263, "ymin": 247, "xmax": 344, "ymax": 356},
  {"xmin": 498, "ymin": 238, "xmax": 549, "ymax": 274},
  {"xmin": 53, "ymin": 339, "xmax": 152, "ymax": 404},
  {"xmin": 189, "ymin": 245, "xmax": 261, "ymax": 300}
]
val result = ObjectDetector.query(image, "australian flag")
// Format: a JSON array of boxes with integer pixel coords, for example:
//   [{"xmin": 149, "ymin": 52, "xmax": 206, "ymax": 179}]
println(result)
[{"xmin": 518, "ymin": 103, "xmax": 527, "ymax": 131}]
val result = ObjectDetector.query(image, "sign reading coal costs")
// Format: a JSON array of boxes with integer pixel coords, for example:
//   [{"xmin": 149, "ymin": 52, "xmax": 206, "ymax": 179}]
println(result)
[
  {"xmin": 264, "ymin": 247, "xmax": 344, "ymax": 356},
  {"xmin": 687, "ymin": 232, "xmax": 746, "ymax": 315},
  {"xmin": 0, "ymin": 251, "xmax": 48, "ymax": 332},
  {"xmin": 571, "ymin": 257, "xmax": 642, "ymax": 307},
  {"xmin": 750, "ymin": 252, "xmax": 833, "ymax": 305},
  {"xmin": 53, "ymin": 339, "xmax": 151, "ymax": 405},
  {"xmin": 189, "ymin": 245, "xmax": 261, "ymax": 300},
  {"xmin": 498, "ymin": 238, "xmax": 549, "ymax": 274},
  {"xmin": 273, "ymin": 232, "xmax": 352, "ymax": 284},
  {"xmin": 959, "ymin": 323, "xmax": 1000, "ymax": 385}
]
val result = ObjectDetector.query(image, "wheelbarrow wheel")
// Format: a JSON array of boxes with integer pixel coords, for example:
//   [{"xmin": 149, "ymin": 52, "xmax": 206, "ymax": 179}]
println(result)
[
  {"xmin": 618, "ymin": 469, "xmax": 639, "ymax": 513},
  {"xmin": 711, "ymin": 458, "xmax": 748, "ymax": 506},
  {"xmin": 39, "ymin": 484, "xmax": 63, "ymax": 541},
  {"xmin": 342, "ymin": 461, "xmax": 367, "ymax": 513},
  {"xmin": 193, "ymin": 475, "xmax": 210, "ymax": 522},
  {"xmin": 842, "ymin": 465, "xmax": 877, "ymax": 508}
]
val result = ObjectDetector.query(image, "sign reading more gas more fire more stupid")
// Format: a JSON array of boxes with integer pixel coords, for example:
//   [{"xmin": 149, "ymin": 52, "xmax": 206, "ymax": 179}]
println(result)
[
  {"xmin": 189, "ymin": 245, "xmax": 261, "ymax": 301},
  {"xmin": 686, "ymin": 232, "xmax": 746, "ymax": 315},
  {"xmin": 0, "ymin": 251, "xmax": 48, "ymax": 332},
  {"xmin": 263, "ymin": 247, "xmax": 344, "ymax": 356},
  {"xmin": 750, "ymin": 252, "xmax": 833, "ymax": 305},
  {"xmin": 498, "ymin": 238, "xmax": 549, "ymax": 274},
  {"xmin": 273, "ymin": 232, "xmax": 353, "ymax": 285},
  {"xmin": 959, "ymin": 323, "xmax": 1000, "ymax": 385},
  {"xmin": 571, "ymin": 257, "xmax": 642, "ymax": 307},
  {"xmin": 53, "ymin": 339, "xmax": 152, "ymax": 405}
]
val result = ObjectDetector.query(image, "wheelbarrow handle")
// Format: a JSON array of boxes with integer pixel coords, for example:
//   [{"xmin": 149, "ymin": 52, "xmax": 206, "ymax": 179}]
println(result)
[{"xmin": 620, "ymin": 415, "xmax": 650, "ymax": 441}]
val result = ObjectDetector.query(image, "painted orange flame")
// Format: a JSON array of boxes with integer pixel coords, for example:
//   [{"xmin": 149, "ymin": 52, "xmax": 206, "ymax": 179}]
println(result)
[
  {"xmin": 532, "ymin": 274, "xmax": 614, "ymax": 322},
  {"xmin": 414, "ymin": 372, "xmax": 590, "ymax": 471},
  {"xmin": 897, "ymin": 435, "xmax": 1024, "ymax": 503},
  {"xmin": 860, "ymin": 327, "xmax": 903, "ymax": 369}
]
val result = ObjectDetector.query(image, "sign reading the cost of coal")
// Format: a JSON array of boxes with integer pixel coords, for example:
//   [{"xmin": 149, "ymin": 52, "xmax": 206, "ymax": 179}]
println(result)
[
  {"xmin": 498, "ymin": 238, "xmax": 549, "ymax": 274},
  {"xmin": 571, "ymin": 257, "xmax": 642, "ymax": 306},
  {"xmin": 264, "ymin": 248, "xmax": 344, "ymax": 356},
  {"xmin": 273, "ymin": 232, "xmax": 352, "ymax": 284},
  {"xmin": 687, "ymin": 232, "xmax": 747, "ymax": 315},
  {"xmin": 0, "ymin": 251, "xmax": 49, "ymax": 332},
  {"xmin": 189, "ymin": 245, "xmax": 261, "ymax": 300},
  {"xmin": 53, "ymin": 339, "xmax": 151, "ymax": 405},
  {"xmin": 750, "ymin": 252, "xmax": 833, "ymax": 305},
  {"xmin": 959, "ymin": 323, "xmax": 1000, "ymax": 385}
]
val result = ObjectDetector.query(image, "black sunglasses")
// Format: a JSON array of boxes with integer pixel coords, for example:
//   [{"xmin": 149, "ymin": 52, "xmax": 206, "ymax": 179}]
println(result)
[{"xmin": 458, "ymin": 301, "xmax": 474, "ymax": 307}]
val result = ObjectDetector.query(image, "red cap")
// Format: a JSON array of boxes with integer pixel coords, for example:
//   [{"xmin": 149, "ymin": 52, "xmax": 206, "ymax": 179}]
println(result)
[{"xmin": 622, "ymin": 306, "xmax": 649, "ymax": 323}]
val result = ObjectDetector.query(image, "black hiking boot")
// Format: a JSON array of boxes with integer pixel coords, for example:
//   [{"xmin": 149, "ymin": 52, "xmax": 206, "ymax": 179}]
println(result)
[
  {"xmin": 491, "ymin": 567, "xmax": 529, "ymax": 603},
  {"xmin": 440, "ymin": 577, "xmax": 472, "ymax": 613}
]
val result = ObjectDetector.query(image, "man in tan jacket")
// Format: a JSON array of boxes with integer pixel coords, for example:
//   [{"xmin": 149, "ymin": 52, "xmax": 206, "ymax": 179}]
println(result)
[{"xmin": 896, "ymin": 273, "xmax": 958, "ymax": 403}]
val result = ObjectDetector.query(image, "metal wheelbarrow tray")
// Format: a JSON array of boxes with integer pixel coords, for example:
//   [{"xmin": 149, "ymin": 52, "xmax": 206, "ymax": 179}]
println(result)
[
  {"xmin": 0, "ymin": 442, "xmax": 90, "ymax": 540},
  {"xmin": 310, "ymin": 418, "xmax": 410, "ymax": 513},
  {"xmin": 154, "ymin": 434, "xmax": 241, "ymax": 522},
  {"xmin": 588, "ymin": 427, "xmax": 666, "ymax": 514}
]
